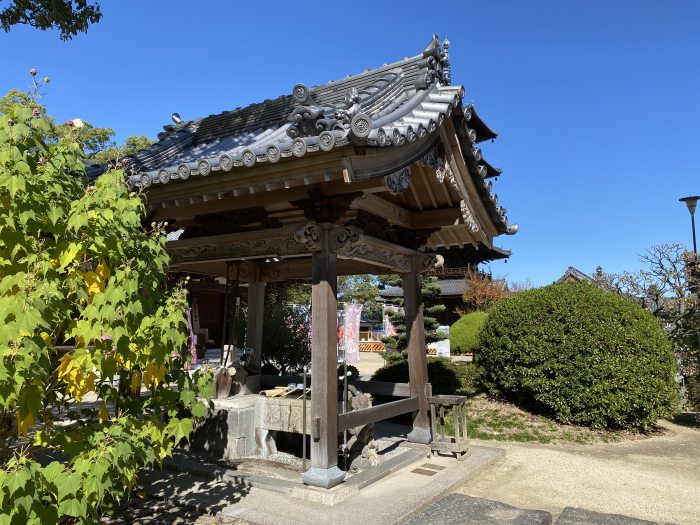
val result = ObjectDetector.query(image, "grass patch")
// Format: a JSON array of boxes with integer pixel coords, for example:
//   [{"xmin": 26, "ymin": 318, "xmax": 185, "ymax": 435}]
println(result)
[{"xmin": 436, "ymin": 395, "xmax": 653, "ymax": 445}]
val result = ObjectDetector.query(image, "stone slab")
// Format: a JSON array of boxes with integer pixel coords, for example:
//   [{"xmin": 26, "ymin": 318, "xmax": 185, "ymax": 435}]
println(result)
[
  {"xmin": 405, "ymin": 494, "xmax": 552, "ymax": 525},
  {"xmin": 142, "ymin": 445, "xmax": 505, "ymax": 525},
  {"xmin": 554, "ymin": 507, "xmax": 678, "ymax": 525}
]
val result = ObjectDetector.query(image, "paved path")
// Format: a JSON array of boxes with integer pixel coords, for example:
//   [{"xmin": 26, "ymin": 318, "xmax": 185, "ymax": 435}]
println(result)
[
  {"xmin": 457, "ymin": 420, "xmax": 700, "ymax": 524},
  {"xmin": 355, "ymin": 351, "xmax": 387, "ymax": 379},
  {"xmin": 107, "ymin": 419, "xmax": 698, "ymax": 524}
]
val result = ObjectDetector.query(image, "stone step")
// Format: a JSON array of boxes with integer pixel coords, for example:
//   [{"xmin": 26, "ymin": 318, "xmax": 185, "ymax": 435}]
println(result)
[
  {"xmin": 554, "ymin": 507, "xmax": 678, "ymax": 525},
  {"xmin": 404, "ymin": 494, "xmax": 552, "ymax": 525}
]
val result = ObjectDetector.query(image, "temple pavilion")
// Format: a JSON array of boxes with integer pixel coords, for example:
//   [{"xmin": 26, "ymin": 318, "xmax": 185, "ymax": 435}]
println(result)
[{"xmin": 111, "ymin": 35, "xmax": 517, "ymax": 489}]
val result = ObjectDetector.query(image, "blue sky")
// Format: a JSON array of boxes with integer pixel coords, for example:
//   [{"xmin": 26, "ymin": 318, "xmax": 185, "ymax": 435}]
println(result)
[{"xmin": 1, "ymin": 1, "xmax": 698, "ymax": 286}]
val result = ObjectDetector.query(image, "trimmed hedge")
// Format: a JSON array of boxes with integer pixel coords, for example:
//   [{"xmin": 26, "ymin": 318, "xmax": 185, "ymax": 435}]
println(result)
[
  {"xmin": 477, "ymin": 282, "xmax": 679, "ymax": 430},
  {"xmin": 450, "ymin": 311, "xmax": 487, "ymax": 354},
  {"xmin": 371, "ymin": 358, "xmax": 479, "ymax": 396}
]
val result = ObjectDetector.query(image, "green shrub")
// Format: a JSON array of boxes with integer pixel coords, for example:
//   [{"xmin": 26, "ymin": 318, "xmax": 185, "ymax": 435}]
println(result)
[
  {"xmin": 477, "ymin": 282, "xmax": 679, "ymax": 430},
  {"xmin": 450, "ymin": 311, "xmax": 487, "ymax": 354},
  {"xmin": 371, "ymin": 358, "xmax": 478, "ymax": 396}
]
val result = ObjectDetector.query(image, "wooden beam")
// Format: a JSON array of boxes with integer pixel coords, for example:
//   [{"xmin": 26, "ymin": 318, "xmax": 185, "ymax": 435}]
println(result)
[
  {"xmin": 412, "ymin": 207, "xmax": 461, "ymax": 229},
  {"xmin": 148, "ymin": 177, "xmax": 387, "ymax": 221},
  {"xmin": 440, "ymin": 121, "xmax": 498, "ymax": 239},
  {"xmin": 353, "ymin": 195, "xmax": 463, "ymax": 231},
  {"xmin": 403, "ymin": 260, "xmax": 431, "ymax": 444},
  {"xmin": 433, "ymin": 230, "xmax": 450, "ymax": 248},
  {"xmin": 344, "ymin": 134, "xmax": 439, "ymax": 180},
  {"xmin": 350, "ymin": 380, "xmax": 411, "ymax": 397},
  {"xmin": 147, "ymin": 151, "xmax": 349, "ymax": 201},
  {"xmin": 351, "ymin": 194, "xmax": 412, "ymax": 228},
  {"xmin": 305, "ymin": 223, "xmax": 344, "ymax": 487},
  {"xmin": 246, "ymin": 280, "xmax": 265, "ymax": 393},
  {"xmin": 337, "ymin": 397, "xmax": 419, "ymax": 433}
]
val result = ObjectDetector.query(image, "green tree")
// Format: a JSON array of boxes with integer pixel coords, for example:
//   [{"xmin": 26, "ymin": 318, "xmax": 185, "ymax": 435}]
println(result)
[
  {"xmin": 477, "ymin": 282, "xmax": 679, "ymax": 430},
  {"xmin": 0, "ymin": 86, "xmax": 114, "ymax": 154},
  {"xmin": 261, "ymin": 290, "xmax": 310, "ymax": 374},
  {"xmin": 90, "ymin": 134, "xmax": 154, "ymax": 164},
  {"xmin": 338, "ymin": 274, "xmax": 381, "ymax": 323},
  {"xmin": 1, "ymin": 81, "xmax": 153, "ymax": 165},
  {"xmin": 450, "ymin": 311, "xmax": 487, "ymax": 355},
  {"xmin": 0, "ymin": 89, "xmax": 212, "ymax": 522},
  {"xmin": 380, "ymin": 274, "xmax": 446, "ymax": 351},
  {"xmin": 1, "ymin": 0, "xmax": 101, "ymax": 39},
  {"xmin": 281, "ymin": 281, "xmax": 311, "ymax": 305},
  {"xmin": 607, "ymin": 244, "xmax": 700, "ymax": 409}
]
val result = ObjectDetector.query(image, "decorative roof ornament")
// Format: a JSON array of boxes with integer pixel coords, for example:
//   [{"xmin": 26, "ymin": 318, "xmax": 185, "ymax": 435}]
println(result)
[
  {"xmin": 460, "ymin": 199, "xmax": 480, "ymax": 232},
  {"xmin": 287, "ymin": 84, "xmax": 326, "ymax": 138},
  {"xmin": 384, "ymin": 167, "xmax": 411, "ymax": 194},
  {"xmin": 442, "ymin": 38, "xmax": 451, "ymax": 86},
  {"xmin": 414, "ymin": 34, "xmax": 451, "ymax": 89},
  {"xmin": 286, "ymin": 83, "xmax": 372, "ymax": 142}
]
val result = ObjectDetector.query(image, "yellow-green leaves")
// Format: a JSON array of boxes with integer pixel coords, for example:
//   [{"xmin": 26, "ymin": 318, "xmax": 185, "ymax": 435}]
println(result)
[
  {"xmin": 0, "ymin": 92, "xmax": 212, "ymax": 523},
  {"xmin": 58, "ymin": 241, "xmax": 82, "ymax": 270},
  {"xmin": 56, "ymin": 352, "xmax": 97, "ymax": 403}
]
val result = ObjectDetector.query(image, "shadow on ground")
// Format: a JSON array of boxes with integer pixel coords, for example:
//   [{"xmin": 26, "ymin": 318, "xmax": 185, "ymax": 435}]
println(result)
[
  {"xmin": 671, "ymin": 412, "xmax": 699, "ymax": 428},
  {"xmin": 103, "ymin": 469, "xmax": 252, "ymax": 523}
]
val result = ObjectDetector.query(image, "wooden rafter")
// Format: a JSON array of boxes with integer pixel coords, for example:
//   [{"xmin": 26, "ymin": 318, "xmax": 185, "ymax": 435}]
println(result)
[
  {"xmin": 417, "ymin": 165, "xmax": 439, "ymax": 209},
  {"xmin": 408, "ymin": 179, "xmax": 424, "ymax": 211}
]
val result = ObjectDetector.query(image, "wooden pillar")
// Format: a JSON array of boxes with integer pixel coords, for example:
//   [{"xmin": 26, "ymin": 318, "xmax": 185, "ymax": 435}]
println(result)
[
  {"xmin": 245, "ymin": 281, "xmax": 265, "ymax": 393},
  {"xmin": 301, "ymin": 223, "xmax": 345, "ymax": 489},
  {"xmin": 402, "ymin": 258, "xmax": 431, "ymax": 444}
]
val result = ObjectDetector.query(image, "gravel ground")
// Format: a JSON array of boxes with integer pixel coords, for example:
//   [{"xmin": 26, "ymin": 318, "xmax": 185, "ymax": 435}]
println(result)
[{"xmin": 457, "ymin": 418, "xmax": 700, "ymax": 524}]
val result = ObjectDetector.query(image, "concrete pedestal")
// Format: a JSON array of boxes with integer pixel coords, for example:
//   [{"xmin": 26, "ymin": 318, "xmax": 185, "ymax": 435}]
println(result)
[
  {"xmin": 407, "ymin": 426, "xmax": 432, "ymax": 445},
  {"xmin": 301, "ymin": 465, "xmax": 346, "ymax": 489}
]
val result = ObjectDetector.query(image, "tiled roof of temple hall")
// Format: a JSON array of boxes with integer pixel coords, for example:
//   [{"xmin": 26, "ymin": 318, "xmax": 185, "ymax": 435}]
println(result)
[{"xmin": 94, "ymin": 35, "xmax": 514, "ymax": 235}]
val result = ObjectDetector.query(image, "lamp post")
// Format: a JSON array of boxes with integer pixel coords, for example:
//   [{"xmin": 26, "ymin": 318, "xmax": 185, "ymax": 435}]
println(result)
[
  {"xmin": 679, "ymin": 195, "xmax": 700, "ymax": 388},
  {"xmin": 679, "ymin": 196, "xmax": 699, "ymax": 259}
]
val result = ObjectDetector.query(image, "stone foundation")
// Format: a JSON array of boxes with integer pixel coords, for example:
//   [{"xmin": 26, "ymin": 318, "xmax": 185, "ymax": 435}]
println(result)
[{"xmin": 189, "ymin": 395, "xmax": 257, "ymax": 460}]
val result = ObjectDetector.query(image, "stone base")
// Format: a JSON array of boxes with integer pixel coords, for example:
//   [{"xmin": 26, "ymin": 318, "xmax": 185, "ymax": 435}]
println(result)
[
  {"xmin": 301, "ymin": 465, "xmax": 346, "ymax": 489},
  {"xmin": 188, "ymin": 395, "xmax": 257, "ymax": 460},
  {"xmin": 407, "ymin": 426, "xmax": 431, "ymax": 445}
]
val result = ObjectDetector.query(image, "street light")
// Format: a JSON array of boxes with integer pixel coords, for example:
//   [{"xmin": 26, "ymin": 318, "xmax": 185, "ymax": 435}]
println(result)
[
  {"xmin": 680, "ymin": 195, "xmax": 700, "ymax": 392},
  {"xmin": 679, "ymin": 195, "xmax": 699, "ymax": 258}
]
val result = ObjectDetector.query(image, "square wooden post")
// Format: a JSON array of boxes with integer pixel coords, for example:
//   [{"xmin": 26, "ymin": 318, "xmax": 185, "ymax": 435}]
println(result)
[
  {"xmin": 402, "ymin": 261, "xmax": 431, "ymax": 444},
  {"xmin": 245, "ymin": 280, "xmax": 265, "ymax": 393},
  {"xmin": 301, "ymin": 223, "xmax": 345, "ymax": 489}
]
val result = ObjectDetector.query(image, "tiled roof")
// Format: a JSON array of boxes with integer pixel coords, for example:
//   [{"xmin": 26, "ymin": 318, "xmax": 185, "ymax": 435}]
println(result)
[
  {"xmin": 380, "ymin": 278, "xmax": 467, "ymax": 299},
  {"xmin": 91, "ymin": 35, "xmax": 514, "ymax": 235},
  {"xmin": 556, "ymin": 267, "xmax": 593, "ymax": 284}
]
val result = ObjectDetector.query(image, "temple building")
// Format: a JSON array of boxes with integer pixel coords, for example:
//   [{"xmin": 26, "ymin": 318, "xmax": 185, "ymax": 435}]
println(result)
[
  {"xmin": 379, "ymin": 245, "xmax": 511, "ymax": 326},
  {"xmin": 107, "ymin": 35, "xmax": 517, "ymax": 489}
]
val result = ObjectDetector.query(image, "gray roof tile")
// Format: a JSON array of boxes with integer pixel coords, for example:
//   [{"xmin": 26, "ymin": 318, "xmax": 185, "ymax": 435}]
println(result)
[{"xmin": 92, "ymin": 36, "xmax": 513, "ymax": 235}]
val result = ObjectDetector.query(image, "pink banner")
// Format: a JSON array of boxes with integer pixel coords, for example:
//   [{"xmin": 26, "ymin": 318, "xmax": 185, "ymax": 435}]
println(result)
[
  {"xmin": 343, "ymin": 303, "xmax": 363, "ymax": 364},
  {"xmin": 383, "ymin": 314, "xmax": 398, "ymax": 336}
]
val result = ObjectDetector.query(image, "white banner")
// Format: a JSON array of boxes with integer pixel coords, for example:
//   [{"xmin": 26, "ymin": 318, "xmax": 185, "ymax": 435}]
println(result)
[{"xmin": 343, "ymin": 303, "xmax": 363, "ymax": 364}]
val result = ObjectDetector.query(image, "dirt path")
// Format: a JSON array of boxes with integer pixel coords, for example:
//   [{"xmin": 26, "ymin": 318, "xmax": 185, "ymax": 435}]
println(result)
[{"xmin": 457, "ymin": 420, "xmax": 700, "ymax": 524}]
